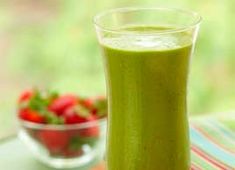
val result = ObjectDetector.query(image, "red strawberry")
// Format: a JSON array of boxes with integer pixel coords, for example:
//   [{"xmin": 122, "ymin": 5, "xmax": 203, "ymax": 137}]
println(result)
[
  {"xmin": 63, "ymin": 106, "xmax": 100, "ymax": 137},
  {"xmin": 63, "ymin": 106, "xmax": 89, "ymax": 124},
  {"xmin": 19, "ymin": 108, "xmax": 45, "ymax": 123},
  {"xmin": 18, "ymin": 90, "xmax": 33, "ymax": 103},
  {"xmin": 81, "ymin": 98, "xmax": 99, "ymax": 115},
  {"xmin": 79, "ymin": 115, "xmax": 100, "ymax": 138},
  {"xmin": 81, "ymin": 98, "xmax": 94, "ymax": 109},
  {"xmin": 37, "ymin": 130, "xmax": 69, "ymax": 155},
  {"xmin": 92, "ymin": 97, "xmax": 107, "ymax": 118},
  {"xmin": 48, "ymin": 95, "xmax": 77, "ymax": 116}
]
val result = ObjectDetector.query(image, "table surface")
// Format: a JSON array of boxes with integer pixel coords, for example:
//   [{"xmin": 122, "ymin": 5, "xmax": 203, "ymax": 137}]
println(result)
[
  {"xmin": 1, "ymin": 115, "xmax": 235, "ymax": 170},
  {"xmin": 0, "ymin": 138, "xmax": 105, "ymax": 170}
]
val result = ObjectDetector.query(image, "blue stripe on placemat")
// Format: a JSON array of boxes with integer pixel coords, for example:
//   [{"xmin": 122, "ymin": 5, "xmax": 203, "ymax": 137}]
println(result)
[{"xmin": 190, "ymin": 126, "xmax": 235, "ymax": 167}]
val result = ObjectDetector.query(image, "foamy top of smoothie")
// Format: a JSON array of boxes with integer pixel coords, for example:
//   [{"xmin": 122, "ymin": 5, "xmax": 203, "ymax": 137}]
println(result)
[{"xmin": 101, "ymin": 26, "xmax": 192, "ymax": 51}]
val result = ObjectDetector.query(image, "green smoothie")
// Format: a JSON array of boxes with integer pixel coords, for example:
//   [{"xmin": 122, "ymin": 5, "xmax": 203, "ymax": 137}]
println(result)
[{"xmin": 101, "ymin": 26, "xmax": 192, "ymax": 170}]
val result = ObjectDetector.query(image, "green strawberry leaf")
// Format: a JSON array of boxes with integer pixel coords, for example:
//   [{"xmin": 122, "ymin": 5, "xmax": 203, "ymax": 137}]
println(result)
[
  {"xmin": 28, "ymin": 90, "xmax": 48, "ymax": 111},
  {"xmin": 44, "ymin": 110, "xmax": 64, "ymax": 124},
  {"xmin": 46, "ymin": 90, "xmax": 59, "ymax": 103},
  {"xmin": 69, "ymin": 136, "xmax": 98, "ymax": 151},
  {"xmin": 69, "ymin": 138, "xmax": 82, "ymax": 151},
  {"xmin": 28, "ymin": 89, "xmax": 56, "ymax": 112},
  {"xmin": 94, "ymin": 99, "xmax": 107, "ymax": 117},
  {"xmin": 24, "ymin": 89, "xmax": 63, "ymax": 124},
  {"xmin": 74, "ymin": 105, "xmax": 91, "ymax": 118}
]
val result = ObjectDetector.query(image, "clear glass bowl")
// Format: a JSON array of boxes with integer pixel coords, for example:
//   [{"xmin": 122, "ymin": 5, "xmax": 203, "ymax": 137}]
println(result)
[{"xmin": 18, "ymin": 118, "xmax": 107, "ymax": 169}]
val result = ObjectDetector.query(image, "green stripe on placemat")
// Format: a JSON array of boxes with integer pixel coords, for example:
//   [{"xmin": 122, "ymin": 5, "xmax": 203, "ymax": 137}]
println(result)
[{"xmin": 190, "ymin": 119, "xmax": 235, "ymax": 170}]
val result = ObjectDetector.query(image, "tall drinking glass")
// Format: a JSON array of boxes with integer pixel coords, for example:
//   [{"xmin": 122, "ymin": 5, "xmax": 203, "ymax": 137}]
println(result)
[{"xmin": 94, "ymin": 8, "xmax": 201, "ymax": 170}]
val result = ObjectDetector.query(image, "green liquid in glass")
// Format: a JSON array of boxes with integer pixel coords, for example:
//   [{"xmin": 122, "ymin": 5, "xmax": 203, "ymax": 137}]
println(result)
[{"xmin": 101, "ymin": 26, "xmax": 192, "ymax": 170}]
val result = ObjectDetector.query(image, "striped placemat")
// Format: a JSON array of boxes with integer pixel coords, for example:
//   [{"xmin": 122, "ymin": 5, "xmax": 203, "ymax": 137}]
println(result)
[
  {"xmin": 190, "ymin": 119, "xmax": 235, "ymax": 170},
  {"xmin": 93, "ymin": 119, "xmax": 235, "ymax": 170}
]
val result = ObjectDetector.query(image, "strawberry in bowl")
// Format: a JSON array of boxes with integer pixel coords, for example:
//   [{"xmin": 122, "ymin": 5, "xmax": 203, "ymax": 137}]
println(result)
[{"xmin": 17, "ymin": 89, "xmax": 107, "ymax": 169}]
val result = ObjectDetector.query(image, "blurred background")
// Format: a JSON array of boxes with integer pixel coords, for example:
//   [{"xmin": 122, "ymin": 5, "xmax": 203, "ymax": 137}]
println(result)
[{"xmin": 0, "ymin": 0, "xmax": 234, "ymax": 138}]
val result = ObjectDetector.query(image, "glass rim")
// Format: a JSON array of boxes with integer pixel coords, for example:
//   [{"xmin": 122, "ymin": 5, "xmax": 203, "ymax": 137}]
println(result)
[
  {"xmin": 18, "ymin": 117, "xmax": 107, "ymax": 130},
  {"xmin": 93, "ymin": 7, "xmax": 202, "ymax": 35}
]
